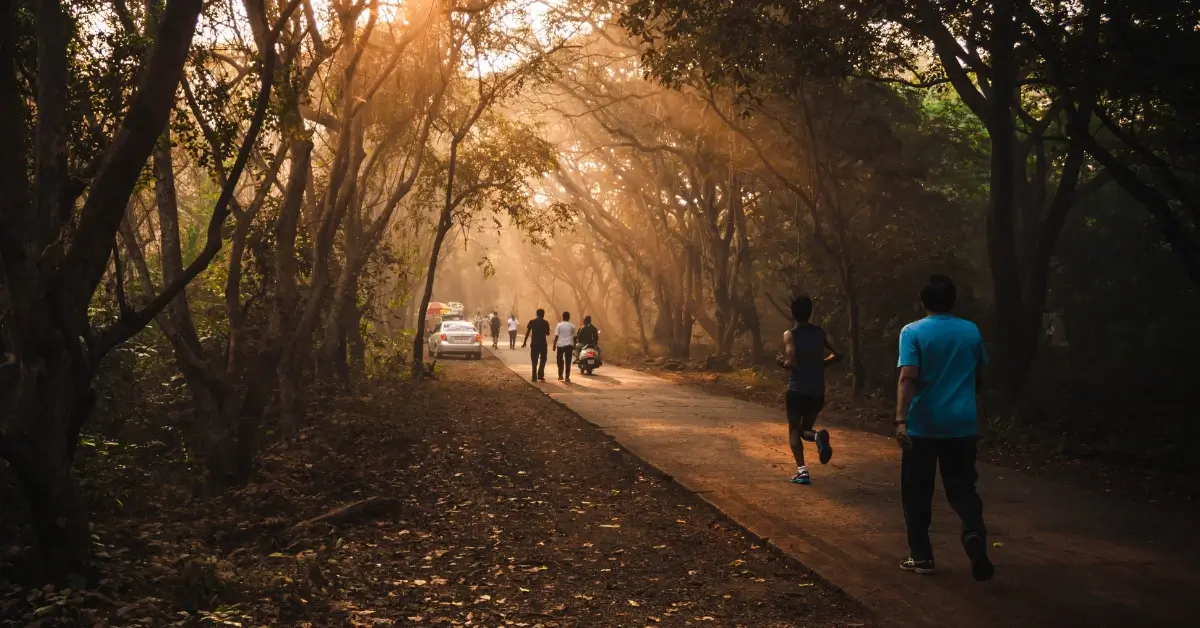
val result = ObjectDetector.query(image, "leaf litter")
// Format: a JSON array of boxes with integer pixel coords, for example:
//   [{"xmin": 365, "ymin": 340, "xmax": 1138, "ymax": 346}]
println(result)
[{"xmin": 1, "ymin": 357, "xmax": 872, "ymax": 626}]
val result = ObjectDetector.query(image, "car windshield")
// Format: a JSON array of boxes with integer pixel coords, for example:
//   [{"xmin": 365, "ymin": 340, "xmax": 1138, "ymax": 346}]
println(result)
[{"xmin": 444, "ymin": 323, "xmax": 475, "ymax": 333}]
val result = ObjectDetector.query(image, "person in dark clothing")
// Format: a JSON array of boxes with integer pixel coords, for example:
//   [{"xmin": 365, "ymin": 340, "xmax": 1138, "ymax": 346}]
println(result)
[
  {"xmin": 522, "ymin": 308, "xmax": 551, "ymax": 382},
  {"xmin": 489, "ymin": 311, "xmax": 501, "ymax": 349},
  {"xmin": 577, "ymin": 315, "xmax": 599, "ymax": 348},
  {"xmin": 777, "ymin": 296, "xmax": 841, "ymax": 485},
  {"xmin": 895, "ymin": 275, "xmax": 993, "ymax": 582}
]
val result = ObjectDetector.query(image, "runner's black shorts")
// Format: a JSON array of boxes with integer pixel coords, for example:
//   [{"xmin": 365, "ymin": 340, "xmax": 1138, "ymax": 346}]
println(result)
[{"xmin": 785, "ymin": 391, "xmax": 824, "ymax": 431}]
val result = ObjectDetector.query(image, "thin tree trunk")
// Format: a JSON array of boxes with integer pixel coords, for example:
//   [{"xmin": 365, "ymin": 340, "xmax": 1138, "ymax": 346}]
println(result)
[
  {"xmin": 844, "ymin": 270, "xmax": 866, "ymax": 398},
  {"xmin": 412, "ymin": 140, "xmax": 461, "ymax": 379},
  {"xmin": 274, "ymin": 139, "xmax": 313, "ymax": 440},
  {"xmin": 152, "ymin": 136, "xmax": 243, "ymax": 484}
]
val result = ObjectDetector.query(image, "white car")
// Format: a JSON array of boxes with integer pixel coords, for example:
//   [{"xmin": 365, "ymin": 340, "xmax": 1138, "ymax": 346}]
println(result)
[{"xmin": 429, "ymin": 320, "xmax": 483, "ymax": 360}]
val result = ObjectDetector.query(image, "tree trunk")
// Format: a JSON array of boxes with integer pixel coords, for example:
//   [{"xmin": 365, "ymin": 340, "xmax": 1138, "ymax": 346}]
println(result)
[
  {"xmin": 844, "ymin": 274, "xmax": 867, "ymax": 398},
  {"xmin": 273, "ymin": 139, "xmax": 313, "ymax": 439},
  {"xmin": 3, "ymin": 351, "xmax": 92, "ymax": 581},
  {"xmin": 151, "ymin": 136, "xmax": 244, "ymax": 485},
  {"xmin": 348, "ymin": 304, "xmax": 366, "ymax": 380},
  {"xmin": 651, "ymin": 281, "xmax": 673, "ymax": 346},
  {"xmin": 627, "ymin": 281, "xmax": 650, "ymax": 355},
  {"xmin": 739, "ymin": 293, "xmax": 763, "ymax": 363},
  {"xmin": 986, "ymin": 0, "xmax": 1027, "ymax": 399},
  {"xmin": 412, "ymin": 139, "xmax": 460, "ymax": 379}
]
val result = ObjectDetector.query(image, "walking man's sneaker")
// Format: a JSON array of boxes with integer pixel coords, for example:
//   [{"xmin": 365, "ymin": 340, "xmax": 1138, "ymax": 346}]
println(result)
[
  {"xmin": 790, "ymin": 467, "xmax": 811, "ymax": 485},
  {"xmin": 964, "ymin": 534, "xmax": 994, "ymax": 582},
  {"xmin": 900, "ymin": 557, "xmax": 937, "ymax": 575},
  {"xmin": 815, "ymin": 429, "xmax": 833, "ymax": 464}
]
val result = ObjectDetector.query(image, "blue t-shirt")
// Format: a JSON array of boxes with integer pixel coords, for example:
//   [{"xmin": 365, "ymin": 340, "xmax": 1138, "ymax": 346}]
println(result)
[{"xmin": 897, "ymin": 314, "xmax": 985, "ymax": 438}]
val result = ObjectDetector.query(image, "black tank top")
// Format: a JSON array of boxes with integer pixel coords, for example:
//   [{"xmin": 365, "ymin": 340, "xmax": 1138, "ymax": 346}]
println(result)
[{"xmin": 787, "ymin": 324, "xmax": 826, "ymax": 395}]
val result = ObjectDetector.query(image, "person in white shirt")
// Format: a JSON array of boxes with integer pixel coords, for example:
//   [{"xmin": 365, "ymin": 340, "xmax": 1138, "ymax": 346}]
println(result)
[
  {"xmin": 553, "ymin": 311, "xmax": 577, "ymax": 382},
  {"xmin": 507, "ymin": 314, "xmax": 519, "ymax": 349}
]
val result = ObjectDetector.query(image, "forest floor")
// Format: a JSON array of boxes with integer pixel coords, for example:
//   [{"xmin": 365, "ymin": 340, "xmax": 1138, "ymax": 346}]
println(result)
[
  {"xmin": 0, "ymin": 358, "xmax": 871, "ymax": 627},
  {"xmin": 605, "ymin": 348, "xmax": 1200, "ymax": 506}
]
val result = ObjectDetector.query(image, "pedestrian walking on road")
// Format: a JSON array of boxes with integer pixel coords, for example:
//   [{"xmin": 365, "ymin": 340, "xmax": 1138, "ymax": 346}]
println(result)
[
  {"xmin": 522, "ymin": 309, "xmax": 551, "ymax": 382},
  {"xmin": 553, "ymin": 311, "xmax": 576, "ymax": 383},
  {"xmin": 777, "ymin": 296, "xmax": 841, "ymax": 485},
  {"xmin": 894, "ymin": 275, "xmax": 994, "ymax": 582},
  {"xmin": 489, "ymin": 311, "xmax": 501, "ymax": 349},
  {"xmin": 507, "ymin": 314, "xmax": 519, "ymax": 349}
]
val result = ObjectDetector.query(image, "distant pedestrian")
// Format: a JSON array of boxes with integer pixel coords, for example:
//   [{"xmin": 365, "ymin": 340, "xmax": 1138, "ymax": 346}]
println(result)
[
  {"xmin": 489, "ymin": 311, "xmax": 501, "ymax": 349},
  {"xmin": 522, "ymin": 309, "xmax": 551, "ymax": 382},
  {"xmin": 507, "ymin": 314, "xmax": 519, "ymax": 349},
  {"xmin": 894, "ymin": 275, "xmax": 993, "ymax": 581},
  {"xmin": 553, "ymin": 311, "xmax": 576, "ymax": 383},
  {"xmin": 777, "ymin": 296, "xmax": 841, "ymax": 485}
]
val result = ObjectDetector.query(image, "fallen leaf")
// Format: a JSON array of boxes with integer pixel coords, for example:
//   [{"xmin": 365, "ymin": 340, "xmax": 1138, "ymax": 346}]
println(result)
[{"xmin": 628, "ymin": 600, "xmax": 640, "ymax": 607}]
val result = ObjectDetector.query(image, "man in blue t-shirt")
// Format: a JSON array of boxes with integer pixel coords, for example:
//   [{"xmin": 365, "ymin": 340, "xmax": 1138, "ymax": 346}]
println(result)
[{"xmin": 894, "ymin": 275, "xmax": 994, "ymax": 582}]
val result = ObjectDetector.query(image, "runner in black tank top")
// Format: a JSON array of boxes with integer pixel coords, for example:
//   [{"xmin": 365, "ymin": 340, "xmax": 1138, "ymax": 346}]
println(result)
[{"xmin": 777, "ymin": 296, "xmax": 842, "ymax": 484}]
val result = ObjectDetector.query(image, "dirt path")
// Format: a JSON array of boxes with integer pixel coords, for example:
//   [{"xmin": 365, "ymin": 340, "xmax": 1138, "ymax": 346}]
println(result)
[
  {"xmin": 490, "ymin": 347, "xmax": 1200, "ymax": 628},
  {"xmin": 2, "ymin": 357, "xmax": 870, "ymax": 627}
]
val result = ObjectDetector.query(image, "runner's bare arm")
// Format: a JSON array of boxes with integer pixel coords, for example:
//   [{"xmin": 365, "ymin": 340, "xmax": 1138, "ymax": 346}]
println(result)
[
  {"xmin": 522, "ymin": 324, "xmax": 530, "ymax": 348},
  {"xmin": 778, "ymin": 329, "xmax": 795, "ymax": 369},
  {"xmin": 823, "ymin": 337, "xmax": 843, "ymax": 366}
]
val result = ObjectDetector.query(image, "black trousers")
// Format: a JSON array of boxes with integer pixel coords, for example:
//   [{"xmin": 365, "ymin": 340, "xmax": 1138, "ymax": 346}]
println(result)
[
  {"xmin": 556, "ymin": 345, "xmax": 573, "ymax": 379},
  {"xmin": 901, "ymin": 436, "xmax": 987, "ymax": 561},
  {"xmin": 509, "ymin": 330, "xmax": 517, "ymax": 348},
  {"xmin": 530, "ymin": 344, "xmax": 547, "ymax": 379}
]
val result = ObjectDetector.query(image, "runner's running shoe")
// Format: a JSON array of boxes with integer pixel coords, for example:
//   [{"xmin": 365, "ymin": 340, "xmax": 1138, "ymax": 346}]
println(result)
[
  {"xmin": 900, "ymin": 558, "xmax": 936, "ymax": 575},
  {"xmin": 790, "ymin": 468, "xmax": 811, "ymax": 485},
  {"xmin": 815, "ymin": 429, "xmax": 833, "ymax": 464}
]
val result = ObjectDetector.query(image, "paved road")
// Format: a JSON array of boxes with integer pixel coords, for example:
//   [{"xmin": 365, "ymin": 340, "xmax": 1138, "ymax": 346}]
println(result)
[{"xmin": 485, "ymin": 346, "xmax": 1200, "ymax": 627}]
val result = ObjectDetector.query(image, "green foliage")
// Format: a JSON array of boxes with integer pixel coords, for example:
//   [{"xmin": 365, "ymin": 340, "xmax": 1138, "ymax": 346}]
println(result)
[
  {"xmin": 620, "ymin": 0, "xmax": 889, "ymax": 96},
  {"xmin": 452, "ymin": 112, "xmax": 576, "ymax": 245}
]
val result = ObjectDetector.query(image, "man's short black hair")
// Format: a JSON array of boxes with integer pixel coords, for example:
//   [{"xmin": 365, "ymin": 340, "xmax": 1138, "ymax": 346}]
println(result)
[
  {"xmin": 921, "ymin": 275, "xmax": 957, "ymax": 313},
  {"xmin": 562, "ymin": 311, "xmax": 571, "ymax": 321},
  {"xmin": 791, "ymin": 296, "xmax": 814, "ymax": 322},
  {"xmin": 536, "ymin": 308, "xmax": 545, "ymax": 318},
  {"xmin": 584, "ymin": 315, "xmax": 592, "ymax": 325}
]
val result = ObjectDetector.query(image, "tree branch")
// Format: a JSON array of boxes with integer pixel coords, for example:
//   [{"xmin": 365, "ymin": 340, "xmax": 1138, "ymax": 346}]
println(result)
[
  {"xmin": 91, "ymin": 4, "xmax": 283, "ymax": 360},
  {"xmin": 57, "ymin": 0, "xmax": 206, "ymax": 319}
]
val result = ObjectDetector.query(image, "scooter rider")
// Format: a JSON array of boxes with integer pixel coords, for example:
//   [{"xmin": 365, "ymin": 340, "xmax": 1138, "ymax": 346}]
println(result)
[{"xmin": 577, "ymin": 315, "xmax": 599, "ymax": 348}]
